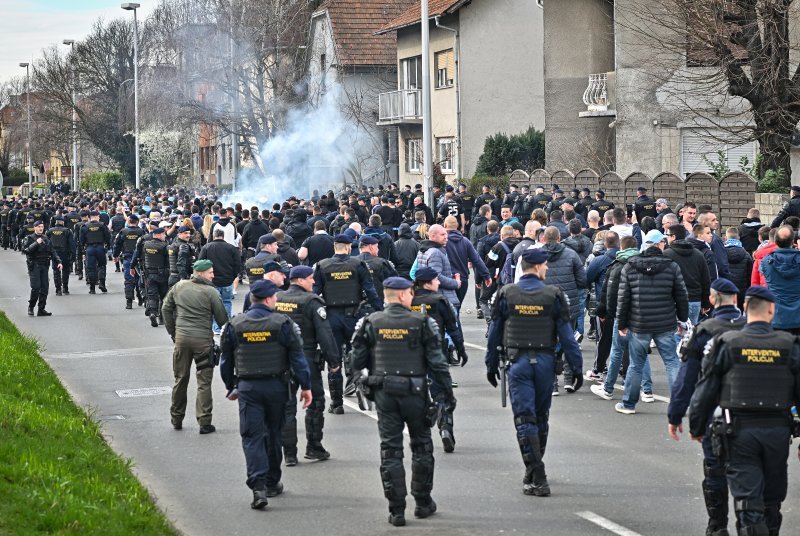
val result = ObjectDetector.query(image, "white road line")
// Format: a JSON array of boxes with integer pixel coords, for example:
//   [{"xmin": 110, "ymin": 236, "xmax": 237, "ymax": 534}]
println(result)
[
  {"xmin": 461, "ymin": 341, "xmax": 672, "ymax": 403},
  {"xmin": 46, "ymin": 345, "xmax": 174, "ymax": 359},
  {"xmin": 576, "ymin": 511, "xmax": 644, "ymax": 536},
  {"xmin": 322, "ymin": 388, "xmax": 409, "ymax": 437}
]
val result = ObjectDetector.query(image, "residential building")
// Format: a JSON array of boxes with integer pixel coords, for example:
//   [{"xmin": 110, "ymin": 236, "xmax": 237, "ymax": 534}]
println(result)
[{"xmin": 377, "ymin": 0, "xmax": 545, "ymax": 185}]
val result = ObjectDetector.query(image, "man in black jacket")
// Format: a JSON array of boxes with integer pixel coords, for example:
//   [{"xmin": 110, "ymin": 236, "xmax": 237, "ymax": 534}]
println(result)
[
  {"xmin": 393, "ymin": 223, "xmax": 419, "ymax": 280},
  {"xmin": 198, "ymin": 228, "xmax": 242, "ymax": 331},
  {"xmin": 738, "ymin": 208, "xmax": 763, "ymax": 255},
  {"xmin": 615, "ymin": 229, "xmax": 689, "ymax": 414},
  {"xmin": 664, "ymin": 224, "xmax": 710, "ymax": 325},
  {"xmin": 22, "ymin": 221, "xmax": 62, "ymax": 316}
]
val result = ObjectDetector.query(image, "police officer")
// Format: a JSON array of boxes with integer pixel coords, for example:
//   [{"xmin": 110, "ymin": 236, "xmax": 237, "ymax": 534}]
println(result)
[
  {"xmin": 80, "ymin": 211, "xmax": 112, "ymax": 294},
  {"xmin": 485, "ymin": 248, "xmax": 583, "ymax": 496},
  {"xmin": 770, "ymin": 185, "xmax": 800, "ymax": 228},
  {"xmin": 545, "ymin": 189, "xmax": 566, "ymax": 213},
  {"xmin": 113, "ymin": 215, "xmax": 145, "ymax": 309},
  {"xmin": 22, "ymin": 221, "xmax": 62, "ymax": 317},
  {"xmin": 633, "ymin": 186, "xmax": 657, "ymax": 222},
  {"xmin": 590, "ymin": 190, "xmax": 615, "ymax": 219},
  {"xmin": 349, "ymin": 276, "xmax": 455, "ymax": 526},
  {"xmin": 690, "ymin": 286, "xmax": 800, "ymax": 536},
  {"xmin": 578, "ymin": 188, "xmax": 594, "ymax": 213},
  {"xmin": 456, "ymin": 184, "xmax": 474, "ymax": 230},
  {"xmin": 276, "ymin": 265, "xmax": 340, "ymax": 466},
  {"xmin": 313, "ymin": 234, "xmax": 382, "ymax": 414},
  {"xmin": 18, "ymin": 215, "xmax": 36, "ymax": 253},
  {"xmin": 109, "ymin": 208, "xmax": 127, "ymax": 272},
  {"xmin": 358, "ymin": 235, "xmax": 398, "ymax": 305},
  {"xmin": 167, "ymin": 225, "xmax": 196, "ymax": 288},
  {"xmin": 46, "ymin": 216, "xmax": 75, "ymax": 296},
  {"xmin": 0, "ymin": 202, "xmax": 11, "ymax": 249},
  {"xmin": 244, "ymin": 233, "xmax": 288, "ymax": 285},
  {"xmin": 132, "ymin": 226, "xmax": 169, "ymax": 327},
  {"xmin": 73, "ymin": 210, "xmax": 90, "ymax": 280},
  {"xmin": 412, "ymin": 267, "xmax": 468, "ymax": 453},
  {"xmin": 668, "ymin": 278, "xmax": 745, "ymax": 536},
  {"xmin": 219, "ymin": 279, "xmax": 312, "ymax": 510}
]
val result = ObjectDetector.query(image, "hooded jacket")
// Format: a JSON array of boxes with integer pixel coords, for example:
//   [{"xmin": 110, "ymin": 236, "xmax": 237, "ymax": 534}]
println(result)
[
  {"xmin": 564, "ymin": 233, "xmax": 593, "ymax": 264},
  {"xmin": 284, "ymin": 211, "xmax": 312, "ymax": 246},
  {"xmin": 416, "ymin": 240, "xmax": 460, "ymax": 305},
  {"xmin": 617, "ymin": 246, "xmax": 688, "ymax": 333},
  {"xmin": 393, "ymin": 224, "xmax": 420, "ymax": 279},
  {"xmin": 363, "ymin": 225, "xmax": 398, "ymax": 264},
  {"xmin": 543, "ymin": 242, "xmax": 586, "ymax": 320},
  {"xmin": 759, "ymin": 248, "xmax": 800, "ymax": 329},
  {"xmin": 687, "ymin": 237, "xmax": 718, "ymax": 281},
  {"xmin": 586, "ymin": 247, "xmax": 619, "ymax": 298},
  {"xmin": 598, "ymin": 247, "xmax": 639, "ymax": 320},
  {"xmin": 445, "ymin": 230, "xmax": 490, "ymax": 282},
  {"xmin": 724, "ymin": 241, "xmax": 752, "ymax": 304},
  {"xmin": 469, "ymin": 214, "xmax": 490, "ymax": 246},
  {"xmin": 738, "ymin": 217, "xmax": 762, "ymax": 254},
  {"xmin": 664, "ymin": 239, "xmax": 711, "ymax": 306},
  {"xmin": 751, "ymin": 241, "xmax": 778, "ymax": 287}
]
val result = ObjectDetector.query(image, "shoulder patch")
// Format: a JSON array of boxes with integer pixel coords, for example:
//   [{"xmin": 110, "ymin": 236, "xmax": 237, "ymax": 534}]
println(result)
[{"xmin": 316, "ymin": 307, "xmax": 327, "ymax": 320}]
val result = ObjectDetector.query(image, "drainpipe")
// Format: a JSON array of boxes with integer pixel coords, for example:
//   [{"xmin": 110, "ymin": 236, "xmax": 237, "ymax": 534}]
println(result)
[{"xmin": 435, "ymin": 16, "xmax": 463, "ymax": 180}]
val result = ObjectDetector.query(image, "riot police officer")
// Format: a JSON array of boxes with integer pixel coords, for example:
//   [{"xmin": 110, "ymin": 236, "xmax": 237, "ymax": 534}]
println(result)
[
  {"xmin": 531, "ymin": 185, "xmax": 552, "ymax": 212},
  {"xmin": 132, "ymin": 226, "xmax": 169, "ymax": 327},
  {"xmin": 633, "ymin": 186, "xmax": 657, "ymax": 222},
  {"xmin": 276, "ymin": 265, "xmax": 340, "ymax": 466},
  {"xmin": 590, "ymin": 190, "xmax": 615, "ymax": 218},
  {"xmin": 113, "ymin": 215, "xmax": 145, "ymax": 309},
  {"xmin": 73, "ymin": 210, "xmax": 90, "ymax": 280},
  {"xmin": 668, "ymin": 278, "xmax": 745, "ymax": 536},
  {"xmin": 18, "ymin": 215, "xmax": 36, "ymax": 253},
  {"xmin": 770, "ymin": 185, "xmax": 800, "ymax": 228},
  {"xmin": 412, "ymin": 267, "xmax": 468, "ymax": 453},
  {"xmin": 244, "ymin": 233, "xmax": 287, "ymax": 285},
  {"xmin": 22, "ymin": 220, "xmax": 62, "ymax": 316},
  {"xmin": 349, "ymin": 277, "xmax": 455, "ymax": 526},
  {"xmin": 46, "ymin": 216, "xmax": 75, "ymax": 296},
  {"xmin": 219, "ymin": 279, "xmax": 312, "ymax": 510},
  {"xmin": 80, "ymin": 211, "xmax": 112, "ymax": 294},
  {"xmin": 313, "ymin": 234, "xmax": 382, "ymax": 414},
  {"xmin": 485, "ymin": 248, "xmax": 583, "ymax": 496},
  {"xmin": 358, "ymin": 235, "xmax": 398, "ymax": 304},
  {"xmin": 690, "ymin": 286, "xmax": 800, "ymax": 536},
  {"xmin": 109, "ymin": 208, "xmax": 127, "ymax": 272},
  {"xmin": 167, "ymin": 226, "xmax": 196, "ymax": 287},
  {"xmin": 0, "ymin": 202, "xmax": 11, "ymax": 249}
]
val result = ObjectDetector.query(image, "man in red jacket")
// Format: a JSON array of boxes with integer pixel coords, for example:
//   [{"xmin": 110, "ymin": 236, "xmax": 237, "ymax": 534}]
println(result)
[{"xmin": 751, "ymin": 227, "xmax": 777, "ymax": 287}]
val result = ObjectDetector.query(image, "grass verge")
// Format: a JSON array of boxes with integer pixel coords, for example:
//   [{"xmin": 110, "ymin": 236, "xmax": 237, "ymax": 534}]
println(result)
[{"xmin": 0, "ymin": 312, "xmax": 178, "ymax": 535}]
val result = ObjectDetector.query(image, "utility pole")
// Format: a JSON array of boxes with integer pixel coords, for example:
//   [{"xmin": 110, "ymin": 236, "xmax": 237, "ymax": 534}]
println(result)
[
  {"xmin": 19, "ymin": 62, "xmax": 32, "ymax": 195},
  {"xmin": 63, "ymin": 39, "xmax": 78, "ymax": 191},
  {"xmin": 421, "ymin": 0, "xmax": 433, "ymax": 206},
  {"xmin": 121, "ymin": 3, "xmax": 141, "ymax": 189}
]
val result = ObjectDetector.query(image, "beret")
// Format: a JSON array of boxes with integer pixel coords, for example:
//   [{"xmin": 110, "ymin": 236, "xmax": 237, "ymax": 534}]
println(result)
[
  {"xmin": 554, "ymin": 188, "xmax": 563, "ymax": 194},
  {"xmin": 151, "ymin": 227, "xmax": 166, "ymax": 235},
  {"xmin": 193, "ymin": 259, "xmax": 212, "ymax": 271},
  {"xmin": 359, "ymin": 235, "xmax": 379, "ymax": 245},
  {"xmin": 791, "ymin": 185, "xmax": 800, "ymax": 193},
  {"xmin": 33, "ymin": 220, "xmax": 43, "ymax": 226},
  {"xmin": 415, "ymin": 267, "xmax": 439, "ymax": 282},
  {"xmin": 289, "ymin": 265, "xmax": 314, "ymax": 279},
  {"xmin": 383, "ymin": 276, "xmax": 413, "ymax": 290},
  {"xmin": 90, "ymin": 210, "xmax": 100, "ymax": 216},
  {"xmin": 710, "ymin": 277, "xmax": 739, "ymax": 295},
  {"xmin": 344, "ymin": 228, "xmax": 359, "ymax": 239},
  {"xmin": 258, "ymin": 233, "xmax": 277, "ymax": 246},
  {"xmin": 128, "ymin": 214, "xmax": 139, "ymax": 222},
  {"xmin": 445, "ymin": 185, "xmax": 454, "ymax": 192},
  {"xmin": 250, "ymin": 279, "xmax": 279, "ymax": 298},
  {"xmin": 745, "ymin": 285, "xmax": 776, "ymax": 303},
  {"xmin": 54, "ymin": 216, "xmax": 65, "ymax": 222},
  {"xmin": 521, "ymin": 248, "xmax": 549, "ymax": 264},
  {"xmin": 263, "ymin": 261, "xmax": 289, "ymax": 274},
  {"xmin": 334, "ymin": 233, "xmax": 352, "ymax": 244},
  {"xmin": 177, "ymin": 226, "xmax": 192, "ymax": 233}
]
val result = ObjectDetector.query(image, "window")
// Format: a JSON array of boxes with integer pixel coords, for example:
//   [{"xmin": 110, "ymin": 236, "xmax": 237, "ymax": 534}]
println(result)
[
  {"xmin": 406, "ymin": 138, "xmax": 422, "ymax": 173},
  {"xmin": 401, "ymin": 56, "xmax": 422, "ymax": 90},
  {"xmin": 438, "ymin": 138, "xmax": 455, "ymax": 174},
  {"xmin": 680, "ymin": 128, "xmax": 756, "ymax": 176},
  {"xmin": 435, "ymin": 49, "xmax": 455, "ymax": 88}
]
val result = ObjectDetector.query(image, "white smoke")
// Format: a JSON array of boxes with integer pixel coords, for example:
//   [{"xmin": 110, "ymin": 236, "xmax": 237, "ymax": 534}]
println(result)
[{"xmin": 220, "ymin": 82, "xmax": 358, "ymax": 208}]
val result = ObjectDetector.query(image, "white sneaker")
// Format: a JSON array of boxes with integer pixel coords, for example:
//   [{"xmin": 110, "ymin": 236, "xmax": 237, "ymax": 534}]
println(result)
[
  {"xmin": 584, "ymin": 370, "xmax": 603, "ymax": 382},
  {"xmin": 614, "ymin": 403, "xmax": 636, "ymax": 415},
  {"xmin": 640, "ymin": 391, "xmax": 655, "ymax": 403},
  {"xmin": 650, "ymin": 339, "xmax": 656, "ymax": 349},
  {"xmin": 590, "ymin": 384, "xmax": 613, "ymax": 400}
]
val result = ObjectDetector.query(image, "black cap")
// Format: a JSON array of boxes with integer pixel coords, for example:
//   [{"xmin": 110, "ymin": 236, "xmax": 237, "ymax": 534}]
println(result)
[
  {"xmin": 710, "ymin": 278, "xmax": 738, "ymax": 295},
  {"xmin": 415, "ymin": 267, "xmax": 439, "ymax": 282},
  {"xmin": 745, "ymin": 285, "xmax": 775, "ymax": 303},
  {"xmin": 383, "ymin": 277, "xmax": 413, "ymax": 290}
]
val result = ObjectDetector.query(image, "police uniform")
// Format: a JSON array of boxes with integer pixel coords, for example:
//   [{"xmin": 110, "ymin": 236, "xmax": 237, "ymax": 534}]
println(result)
[
  {"xmin": 21, "ymin": 222, "xmax": 61, "ymax": 316},
  {"xmin": 132, "ymin": 228, "xmax": 170, "ymax": 326},
  {"xmin": 0, "ymin": 203, "xmax": 11, "ymax": 249},
  {"xmin": 349, "ymin": 277, "xmax": 455, "ymax": 526},
  {"xmin": 276, "ymin": 266, "xmax": 340, "ymax": 465},
  {"xmin": 80, "ymin": 212, "xmax": 112, "ymax": 292},
  {"xmin": 167, "ymin": 233, "xmax": 196, "ymax": 288},
  {"xmin": 359, "ymin": 236, "xmax": 398, "ymax": 304},
  {"xmin": 73, "ymin": 211, "xmax": 90, "ymax": 279},
  {"xmin": 590, "ymin": 191, "xmax": 615, "ymax": 218},
  {"xmin": 770, "ymin": 187, "xmax": 800, "ymax": 228},
  {"xmin": 669, "ymin": 279, "xmax": 745, "ymax": 535},
  {"xmin": 634, "ymin": 190, "xmax": 657, "ymax": 222},
  {"xmin": 18, "ymin": 218, "xmax": 36, "ymax": 252},
  {"xmin": 690, "ymin": 286, "xmax": 800, "ymax": 536},
  {"xmin": 412, "ymin": 267, "xmax": 468, "ymax": 454},
  {"xmin": 219, "ymin": 279, "xmax": 312, "ymax": 510},
  {"xmin": 46, "ymin": 219, "xmax": 75, "ymax": 296},
  {"xmin": 485, "ymin": 248, "xmax": 583, "ymax": 496},
  {"xmin": 113, "ymin": 219, "xmax": 144, "ymax": 308},
  {"xmin": 312, "ymin": 234, "xmax": 382, "ymax": 414},
  {"xmin": 109, "ymin": 213, "xmax": 127, "ymax": 271}
]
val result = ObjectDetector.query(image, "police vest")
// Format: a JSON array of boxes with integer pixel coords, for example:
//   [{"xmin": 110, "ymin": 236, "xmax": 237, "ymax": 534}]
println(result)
[
  {"xmin": 85, "ymin": 223, "xmax": 105, "ymax": 244},
  {"xmin": 635, "ymin": 197, "xmax": 657, "ymax": 218},
  {"xmin": 26, "ymin": 234, "xmax": 53, "ymax": 264},
  {"xmin": 66, "ymin": 214, "xmax": 82, "ymax": 231},
  {"xmin": 718, "ymin": 330, "xmax": 795, "ymax": 411},
  {"xmin": 688, "ymin": 315, "xmax": 746, "ymax": 361},
  {"xmin": 369, "ymin": 311, "xmax": 427, "ymax": 376},
  {"xmin": 361, "ymin": 255, "xmax": 387, "ymax": 301},
  {"xmin": 110, "ymin": 216, "xmax": 126, "ymax": 233},
  {"xmin": 318, "ymin": 256, "xmax": 362, "ymax": 307},
  {"xmin": 230, "ymin": 313, "xmax": 290, "ymax": 378},
  {"xmin": 275, "ymin": 289, "xmax": 321, "ymax": 352},
  {"xmin": 501, "ymin": 284, "xmax": 561, "ymax": 351},
  {"xmin": 143, "ymin": 240, "xmax": 168, "ymax": 271},
  {"xmin": 533, "ymin": 194, "xmax": 551, "ymax": 209},
  {"xmin": 0, "ymin": 209, "xmax": 8, "ymax": 223},
  {"xmin": 411, "ymin": 292, "xmax": 447, "ymax": 340},
  {"xmin": 48, "ymin": 227, "xmax": 69, "ymax": 250},
  {"xmin": 245, "ymin": 254, "xmax": 279, "ymax": 283},
  {"xmin": 591, "ymin": 201, "xmax": 614, "ymax": 216},
  {"xmin": 30, "ymin": 209, "xmax": 44, "ymax": 223},
  {"xmin": 168, "ymin": 242, "xmax": 180, "ymax": 274},
  {"xmin": 120, "ymin": 228, "xmax": 143, "ymax": 254},
  {"xmin": 21, "ymin": 224, "xmax": 35, "ymax": 237}
]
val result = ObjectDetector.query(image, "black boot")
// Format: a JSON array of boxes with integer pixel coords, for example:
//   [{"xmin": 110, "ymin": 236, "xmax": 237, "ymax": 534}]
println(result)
[
  {"xmin": 37, "ymin": 296, "xmax": 52, "ymax": 316},
  {"xmin": 520, "ymin": 435, "xmax": 550, "ymax": 496},
  {"xmin": 251, "ymin": 487, "xmax": 268, "ymax": 510},
  {"xmin": 89, "ymin": 284, "xmax": 96, "ymax": 294},
  {"xmin": 126, "ymin": 299, "xmax": 133, "ymax": 310},
  {"xmin": 305, "ymin": 405, "xmax": 330, "ymax": 460},
  {"xmin": 703, "ymin": 485, "xmax": 729, "ymax": 536},
  {"xmin": 28, "ymin": 290, "xmax": 37, "ymax": 315},
  {"xmin": 381, "ymin": 464, "xmax": 407, "ymax": 526},
  {"xmin": 437, "ymin": 402, "xmax": 455, "ymax": 453},
  {"xmin": 327, "ymin": 371, "xmax": 344, "ymax": 414},
  {"xmin": 56, "ymin": 288, "xmax": 62, "ymax": 296},
  {"xmin": 98, "ymin": 280, "xmax": 107, "ymax": 293},
  {"xmin": 150, "ymin": 314, "xmax": 159, "ymax": 328},
  {"xmin": 62, "ymin": 276, "xmax": 70, "ymax": 295},
  {"xmin": 27, "ymin": 306, "xmax": 34, "ymax": 316}
]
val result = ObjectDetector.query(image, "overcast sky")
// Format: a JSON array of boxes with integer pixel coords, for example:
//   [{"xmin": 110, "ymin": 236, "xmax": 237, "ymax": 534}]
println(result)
[{"xmin": 0, "ymin": 0, "xmax": 156, "ymax": 84}]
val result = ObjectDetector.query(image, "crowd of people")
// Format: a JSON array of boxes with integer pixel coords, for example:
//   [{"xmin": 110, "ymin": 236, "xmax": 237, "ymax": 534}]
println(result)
[{"xmin": 2, "ymin": 179, "xmax": 800, "ymax": 533}]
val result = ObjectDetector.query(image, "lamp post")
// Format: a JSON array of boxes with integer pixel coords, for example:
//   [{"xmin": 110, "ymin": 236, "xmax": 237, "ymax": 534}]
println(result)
[
  {"xmin": 19, "ymin": 62, "xmax": 32, "ymax": 195},
  {"xmin": 121, "ymin": 3, "xmax": 141, "ymax": 189},
  {"xmin": 62, "ymin": 39, "xmax": 78, "ymax": 191},
  {"xmin": 421, "ymin": 0, "xmax": 433, "ymax": 206}
]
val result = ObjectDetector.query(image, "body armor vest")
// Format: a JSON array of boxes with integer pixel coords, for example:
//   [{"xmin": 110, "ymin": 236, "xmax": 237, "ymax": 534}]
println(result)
[
  {"xmin": 245, "ymin": 254, "xmax": 279, "ymax": 283},
  {"xmin": 168, "ymin": 242, "xmax": 180, "ymax": 274},
  {"xmin": 110, "ymin": 216, "xmax": 126, "ymax": 233},
  {"xmin": 690, "ymin": 316, "xmax": 746, "ymax": 360},
  {"xmin": 318, "ymin": 256, "xmax": 362, "ymax": 307},
  {"xmin": 20, "ymin": 224, "xmax": 35, "ymax": 238},
  {"xmin": 143, "ymin": 240, "xmax": 168, "ymax": 271},
  {"xmin": 275, "ymin": 289, "xmax": 321, "ymax": 351},
  {"xmin": 411, "ymin": 292, "xmax": 447, "ymax": 340},
  {"xmin": 501, "ymin": 284, "xmax": 561, "ymax": 351},
  {"xmin": 719, "ymin": 330, "xmax": 795, "ymax": 411},
  {"xmin": 30, "ymin": 209, "xmax": 44, "ymax": 223},
  {"xmin": 591, "ymin": 201, "xmax": 614, "ymax": 216},
  {"xmin": 120, "ymin": 228, "xmax": 143, "ymax": 254},
  {"xmin": 369, "ymin": 311, "xmax": 427, "ymax": 376},
  {"xmin": 66, "ymin": 214, "xmax": 82, "ymax": 231},
  {"xmin": 230, "ymin": 313, "xmax": 290, "ymax": 378},
  {"xmin": 26, "ymin": 234, "xmax": 53, "ymax": 264},
  {"xmin": 361, "ymin": 255, "xmax": 387, "ymax": 301},
  {"xmin": 84, "ymin": 223, "xmax": 105, "ymax": 244},
  {"xmin": 0, "ymin": 209, "xmax": 9, "ymax": 224},
  {"xmin": 47, "ymin": 227, "xmax": 69, "ymax": 250},
  {"xmin": 635, "ymin": 196, "xmax": 657, "ymax": 218}
]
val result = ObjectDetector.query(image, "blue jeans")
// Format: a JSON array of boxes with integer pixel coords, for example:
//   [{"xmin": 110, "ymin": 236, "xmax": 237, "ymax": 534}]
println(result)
[
  {"xmin": 214, "ymin": 284, "xmax": 233, "ymax": 332},
  {"xmin": 622, "ymin": 330, "xmax": 679, "ymax": 409},
  {"xmin": 603, "ymin": 319, "xmax": 651, "ymax": 395},
  {"xmin": 675, "ymin": 301, "xmax": 702, "ymax": 348},
  {"xmin": 576, "ymin": 289, "xmax": 587, "ymax": 335}
]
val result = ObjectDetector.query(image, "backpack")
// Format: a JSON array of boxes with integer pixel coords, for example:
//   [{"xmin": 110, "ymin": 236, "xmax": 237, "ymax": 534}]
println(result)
[{"xmin": 499, "ymin": 241, "xmax": 515, "ymax": 286}]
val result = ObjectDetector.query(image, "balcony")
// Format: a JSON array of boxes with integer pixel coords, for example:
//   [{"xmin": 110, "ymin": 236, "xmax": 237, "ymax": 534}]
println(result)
[
  {"xmin": 579, "ymin": 72, "xmax": 616, "ymax": 118},
  {"xmin": 377, "ymin": 89, "xmax": 422, "ymax": 126}
]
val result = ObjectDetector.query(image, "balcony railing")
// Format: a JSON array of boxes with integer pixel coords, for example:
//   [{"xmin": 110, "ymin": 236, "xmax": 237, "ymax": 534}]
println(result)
[
  {"xmin": 378, "ymin": 89, "xmax": 422, "ymax": 125},
  {"xmin": 579, "ymin": 72, "xmax": 616, "ymax": 118}
]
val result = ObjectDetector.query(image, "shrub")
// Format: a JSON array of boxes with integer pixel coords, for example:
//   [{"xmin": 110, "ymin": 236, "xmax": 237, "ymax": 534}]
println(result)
[
  {"xmin": 79, "ymin": 171, "xmax": 125, "ymax": 191},
  {"xmin": 3, "ymin": 168, "xmax": 29, "ymax": 187},
  {"xmin": 475, "ymin": 127, "xmax": 545, "ymax": 176},
  {"xmin": 466, "ymin": 174, "xmax": 509, "ymax": 197},
  {"xmin": 757, "ymin": 169, "xmax": 788, "ymax": 193}
]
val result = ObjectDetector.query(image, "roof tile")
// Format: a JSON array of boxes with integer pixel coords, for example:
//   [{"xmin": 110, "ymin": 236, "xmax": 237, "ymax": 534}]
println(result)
[{"xmin": 376, "ymin": 0, "xmax": 464, "ymax": 34}]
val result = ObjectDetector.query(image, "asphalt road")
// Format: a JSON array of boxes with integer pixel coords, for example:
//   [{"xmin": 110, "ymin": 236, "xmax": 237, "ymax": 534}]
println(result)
[{"xmin": 2, "ymin": 247, "xmax": 800, "ymax": 536}]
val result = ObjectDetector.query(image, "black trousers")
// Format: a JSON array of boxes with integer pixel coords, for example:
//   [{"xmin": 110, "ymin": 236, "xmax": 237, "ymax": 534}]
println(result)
[
  {"xmin": 52, "ymin": 253, "xmax": 72, "ymax": 291},
  {"xmin": 28, "ymin": 263, "xmax": 49, "ymax": 308},
  {"xmin": 282, "ymin": 354, "xmax": 326, "ymax": 455},
  {"xmin": 238, "ymin": 378, "xmax": 288, "ymax": 490},
  {"xmin": 146, "ymin": 275, "xmax": 169, "ymax": 317}
]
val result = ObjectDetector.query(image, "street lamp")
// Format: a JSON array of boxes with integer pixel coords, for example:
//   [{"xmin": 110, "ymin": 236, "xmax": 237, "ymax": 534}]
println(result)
[
  {"xmin": 19, "ymin": 62, "xmax": 32, "ymax": 195},
  {"xmin": 121, "ymin": 3, "xmax": 141, "ymax": 189},
  {"xmin": 63, "ymin": 39, "xmax": 78, "ymax": 191}
]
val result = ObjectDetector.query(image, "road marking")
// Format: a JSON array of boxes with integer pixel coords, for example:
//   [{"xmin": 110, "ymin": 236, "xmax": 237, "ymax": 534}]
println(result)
[
  {"xmin": 576, "ymin": 511, "xmax": 644, "ymax": 536},
  {"xmin": 115, "ymin": 386, "xmax": 171, "ymax": 398},
  {"xmin": 322, "ymin": 388, "xmax": 409, "ymax": 437},
  {"xmin": 464, "ymin": 341, "xmax": 486, "ymax": 351},
  {"xmin": 46, "ymin": 346, "xmax": 174, "ymax": 359}
]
